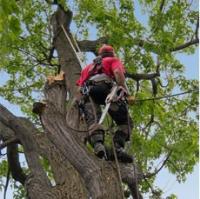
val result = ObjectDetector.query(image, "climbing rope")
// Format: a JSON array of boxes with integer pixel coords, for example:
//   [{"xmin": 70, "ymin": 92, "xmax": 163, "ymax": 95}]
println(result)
[
  {"xmin": 106, "ymin": 118, "xmax": 125, "ymax": 199},
  {"xmin": 61, "ymin": 24, "xmax": 84, "ymax": 68},
  {"xmin": 135, "ymin": 89, "xmax": 198, "ymax": 102},
  {"xmin": 125, "ymin": 103, "xmax": 140, "ymax": 199},
  {"xmin": 111, "ymin": 137, "xmax": 125, "ymax": 199}
]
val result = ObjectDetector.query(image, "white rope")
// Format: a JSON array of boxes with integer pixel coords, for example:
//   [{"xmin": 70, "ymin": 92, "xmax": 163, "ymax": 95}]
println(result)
[
  {"xmin": 71, "ymin": 33, "xmax": 85, "ymax": 64},
  {"xmin": 61, "ymin": 25, "xmax": 84, "ymax": 68},
  {"xmin": 111, "ymin": 137, "xmax": 125, "ymax": 199}
]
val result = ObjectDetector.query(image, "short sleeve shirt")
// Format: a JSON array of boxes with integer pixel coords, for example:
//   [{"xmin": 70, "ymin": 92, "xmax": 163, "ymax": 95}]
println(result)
[{"xmin": 76, "ymin": 57, "xmax": 125, "ymax": 86}]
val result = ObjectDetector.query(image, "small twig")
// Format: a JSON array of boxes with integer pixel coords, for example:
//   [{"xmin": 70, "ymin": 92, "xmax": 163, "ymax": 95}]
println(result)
[
  {"xmin": 157, "ymin": 78, "xmax": 169, "ymax": 88},
  {"xmin": 195, "ymin": 17, "xmax": 199, "ymax": 40},
  {"xmin": 152, "ymin": 151, "xmax": 172, "ymax": 176},
  {"xmin": 3, "ymin": 166, "xmax": 10, "ymax": 199},
  {"xmin": 156, "ymin": 57, "xmax": 160, "ymax": 75},
  {"xmin": 144, "ymin": 152, "xmax": 172, "ymax": 179},
  {"xmin": 142, "ymin": 113, "xmax": 154, "ymax": 138},
  {"xmin": 159, "ymin": 0, "xmax": 166, "ymax": 12}
]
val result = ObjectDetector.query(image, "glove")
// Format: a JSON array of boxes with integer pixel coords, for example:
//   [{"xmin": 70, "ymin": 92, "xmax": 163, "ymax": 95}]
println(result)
[{"xmin": 116, "ymin": 86, "xmax": 128, "ymax": 101}]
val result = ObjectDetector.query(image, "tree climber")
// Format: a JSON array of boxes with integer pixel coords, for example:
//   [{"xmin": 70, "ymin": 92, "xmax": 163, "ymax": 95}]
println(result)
[{"xmin": 76, "ymin": 44, "xmax": 133, "ymax": 163}]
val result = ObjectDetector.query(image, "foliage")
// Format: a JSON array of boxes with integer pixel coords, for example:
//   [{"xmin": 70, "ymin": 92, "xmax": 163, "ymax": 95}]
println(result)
[{"xmin": 0, "ymin": 0, "xmax": 198, "ymax": 198}]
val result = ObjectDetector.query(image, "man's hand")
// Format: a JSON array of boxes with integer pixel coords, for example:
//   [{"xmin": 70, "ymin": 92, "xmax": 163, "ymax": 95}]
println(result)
[
  {"xmin": 105, "ymin": 86, "xmax": 118, "ymax": 103},
  {"xmin": 105, "ymin": 86, "xmax": 128, "ymax": 103},
  {"xmin": 116, "ymin": 86, "xmax": 128, "ymax": 101}
]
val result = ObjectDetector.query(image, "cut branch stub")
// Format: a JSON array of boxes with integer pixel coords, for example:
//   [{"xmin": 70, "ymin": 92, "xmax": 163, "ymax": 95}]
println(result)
[
  {"xmin": 47, "ymin": 71, "xmax": 65, "ymax": 85},
  {"xmin": 44, "ymin": 73, "xmax": 67, "ymax": 115},
  {"xmin": 32, "ymin": 102, "xmax": 46, "ymax": 115}
]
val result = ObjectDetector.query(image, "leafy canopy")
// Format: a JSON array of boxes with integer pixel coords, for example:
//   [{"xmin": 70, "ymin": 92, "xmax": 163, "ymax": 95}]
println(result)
[{"xmin": 0, "ymin": 0, "xmax": 198, "ymax": 198}]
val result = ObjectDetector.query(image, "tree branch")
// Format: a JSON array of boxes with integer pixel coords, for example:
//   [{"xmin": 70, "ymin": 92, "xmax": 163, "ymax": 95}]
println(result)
[
  {"xmin": 171, "ymin": 38, "xmax": 199, "ymax": 52},
  {"xmin": 128, "ymin": 34, "xmax": 198, "ymax": 54},
  {"xmin": 69, "ymin": 31, "xmax": 198, "ymax": 57},
  {"xmin": 0, "ymin": 121, "xmax": 15, "ymax": 140},
  {"xmin": 152, "ymin": 151, "xmax": 172, "ymax": 176},
  {"xmin": 145, "ymin": 151, "xmax": 172, "ymax": 178},
  {"xmin": 77, "ymin": 37, "xmax": 108, "ymax": 54},
  {"xmin": 120, "ymin": 163, "xmax": 144, "ymax": 199},
  {"xmin": 0, "ymin": 105, "xmax": 51, "ymax": 188},
  {"xmin": 125, "ymin": 72, "xmax": 160, "ymax": 81},
  {"xmin": 195, "ymin": 17, "xmax": 199, "ymax": 40},
  {"xmin": 7, "ymin": 143, "xmax": 27, "ymax": 185}
]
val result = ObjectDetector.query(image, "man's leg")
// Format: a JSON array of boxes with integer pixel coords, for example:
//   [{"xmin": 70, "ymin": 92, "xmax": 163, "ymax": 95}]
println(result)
[
  {"xmin": 108, "ymin": 102, "xmax": 133, "ymax": 163},
  {"xmin": 84, "ymin": 82, "xmax": 112, "ymax": 159},
  {"xmin": 83, "ymin": 98, "xmax": 106, "ymax": 159}
]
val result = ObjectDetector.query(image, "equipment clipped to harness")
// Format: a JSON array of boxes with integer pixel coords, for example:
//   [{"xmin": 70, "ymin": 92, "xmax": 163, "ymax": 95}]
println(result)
[
  {"xmin": 81, "ymin": 82, "xmax": 90, "ymax": 95},
  {"xmin": 99, "ymin": 85, "xmax": 128, "ymax": 125},
  {"xmin": 105, "ymin": 86, "xmax": 127, "ymax": 103},
  {"xmin": 88, "ymin": 56, "xmax": 103, "ymax": 76}
]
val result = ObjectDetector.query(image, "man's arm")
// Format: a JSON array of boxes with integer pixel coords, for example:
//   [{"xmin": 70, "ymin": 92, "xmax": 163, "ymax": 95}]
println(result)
[{"xmin": 113, "ymin": 69, "xmax": 129, "ymax": 95}]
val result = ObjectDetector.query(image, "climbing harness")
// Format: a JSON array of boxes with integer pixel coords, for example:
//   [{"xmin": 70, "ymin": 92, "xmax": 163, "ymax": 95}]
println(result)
[{"xmin": 81, "ymin": 82, "xmax": 90, "ymax": 95}]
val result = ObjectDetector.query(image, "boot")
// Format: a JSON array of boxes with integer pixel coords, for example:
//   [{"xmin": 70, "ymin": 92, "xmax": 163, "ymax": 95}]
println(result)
[
  {"xmin": 113, "ymin": 131, "xmax": 133, "ymax": 163},
  {"xmin": 114, "ymin": 143, "xmax": 133, "ymax": 163},
  {"xmin": 94, "ymin": 142, "xmax": 106, "ymax": 159},
  {"xmin": 89, "ymin": 133, "xmax": 106, "ymax": 159}
]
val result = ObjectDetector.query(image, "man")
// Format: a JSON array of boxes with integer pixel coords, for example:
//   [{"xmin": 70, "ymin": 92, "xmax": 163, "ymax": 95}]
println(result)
[{"xmin": 76, "ymin": 44, "xmax": 133, "ymax": 163}]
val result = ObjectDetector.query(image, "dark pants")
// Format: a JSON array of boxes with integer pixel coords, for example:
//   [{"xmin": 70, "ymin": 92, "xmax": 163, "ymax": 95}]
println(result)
[{"xmin": 83, "ymin": 82, "xmax": 133, "ymax": 147}]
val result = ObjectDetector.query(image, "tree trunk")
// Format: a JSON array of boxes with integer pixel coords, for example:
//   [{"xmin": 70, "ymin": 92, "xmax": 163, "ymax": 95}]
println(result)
[{"xmin": 0, "ymin": 6, "xmax": 143, "ymax": 199}]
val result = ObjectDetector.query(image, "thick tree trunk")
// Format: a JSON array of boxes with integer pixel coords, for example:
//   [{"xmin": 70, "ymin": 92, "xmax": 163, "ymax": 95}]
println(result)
[{"xmin": 0, "ymin": 6, "xmax": 143, "ymax": 199}]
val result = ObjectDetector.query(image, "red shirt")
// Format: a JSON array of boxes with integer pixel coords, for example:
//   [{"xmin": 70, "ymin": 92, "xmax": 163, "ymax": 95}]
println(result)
[{"xmin": 76, "ymin": 57, "xmax": 125, "ymax": 86}]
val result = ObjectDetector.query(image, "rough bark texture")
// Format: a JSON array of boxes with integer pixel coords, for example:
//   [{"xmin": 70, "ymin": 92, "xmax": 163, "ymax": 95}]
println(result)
[{"xmin": 0, "ymin": 6, "xmax": 143, "ymax": 199}]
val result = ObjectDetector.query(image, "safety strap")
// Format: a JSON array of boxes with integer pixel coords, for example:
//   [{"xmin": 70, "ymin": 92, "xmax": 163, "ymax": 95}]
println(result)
[{"xmin": 88, "ymin": 56, "xmax": 103, "ymax": 76}]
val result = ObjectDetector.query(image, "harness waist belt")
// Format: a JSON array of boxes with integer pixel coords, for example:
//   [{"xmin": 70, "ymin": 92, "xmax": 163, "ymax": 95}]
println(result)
[{"xmin": 89, "ymin": 73, "xmax": 113, "ymax": 83}]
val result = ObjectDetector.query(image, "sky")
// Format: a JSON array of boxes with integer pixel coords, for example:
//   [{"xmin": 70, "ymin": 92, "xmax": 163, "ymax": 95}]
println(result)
[{"xmin": 0, "ymin": 1, "xmax": 199, "ymax": 199}]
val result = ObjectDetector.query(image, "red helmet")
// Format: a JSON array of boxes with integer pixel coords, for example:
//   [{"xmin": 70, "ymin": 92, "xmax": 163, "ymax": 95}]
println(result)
[{"xmin": 98, "ymin": 44, "xmax": 114, "ymax": 55}]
